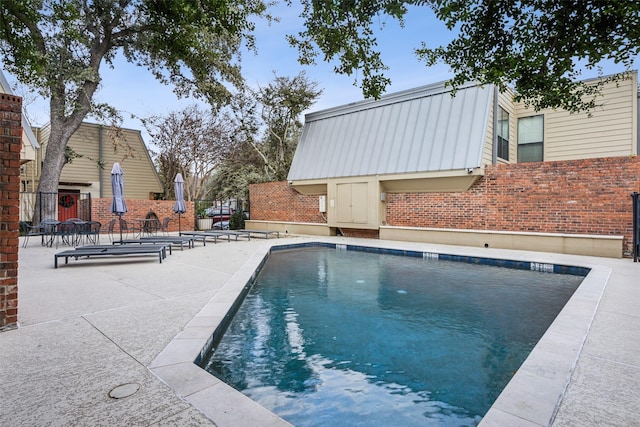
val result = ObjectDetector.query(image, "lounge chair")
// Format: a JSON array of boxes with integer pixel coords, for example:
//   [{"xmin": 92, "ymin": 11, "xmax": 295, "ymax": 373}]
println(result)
[
  {"xmin": 116, "ymin": 236, "xmax": 193, "ymax": 250},
  {"xmin": 54, "ymin": 244, "xmax": 168, "ymax": 268},
  {"xmin": 235, "ymin": 230, "xmax": 280, "ymax": 239},
  {"xmin": 178, "ymin": 231, "xmax": 237, "ymax": 245},
  {"xmin": 206, "ymin": 230, "xmax": 251, "ymax": 241}
]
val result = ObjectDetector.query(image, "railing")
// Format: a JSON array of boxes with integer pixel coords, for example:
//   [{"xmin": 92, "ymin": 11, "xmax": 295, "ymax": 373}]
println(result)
[{"xmin": 19, "ymin": 191, "xmax": 92, "ymax": 224}]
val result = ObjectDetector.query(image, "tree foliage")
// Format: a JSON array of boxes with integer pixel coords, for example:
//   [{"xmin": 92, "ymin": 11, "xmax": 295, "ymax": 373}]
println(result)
[
  {"xmin": 0, "ymin": 0, "xmax": 266, "ymax": 214},
  {"xmin": 208, "ymin": 140, "xmax": 266, "ymax": 200},
  {"xmin": 147, "ymin": 104, "xmax": 234, "ymax": 201},
  {"xmin": 292, "ymin": 0, "xmax": 640, "ymax": 112},
  {"xmin": 231, "ymin": 71, "xmax": 322, "ymax": 181},
  {"xmin": 288, "ymin": 0, "xmax": 407, "ymax": 98},
  {"xmin": 208, "ymin": 72, "xmax": 321, "ymax": 200}
]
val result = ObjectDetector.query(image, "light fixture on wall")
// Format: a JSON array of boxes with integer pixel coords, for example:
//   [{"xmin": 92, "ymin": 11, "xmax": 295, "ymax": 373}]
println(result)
[{"xmin": 380, "ymin": 192, "xmax": 387, "ymax": 202}]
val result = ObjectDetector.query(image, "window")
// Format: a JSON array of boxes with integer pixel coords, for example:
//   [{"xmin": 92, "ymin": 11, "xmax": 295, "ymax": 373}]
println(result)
[
  {"xmin": 497, "ymin": 106, "xmax": 509, "ymax": 160},
  {"xmin": 518, "ymin": 115, "xmax": 544, "ymax": 162}
]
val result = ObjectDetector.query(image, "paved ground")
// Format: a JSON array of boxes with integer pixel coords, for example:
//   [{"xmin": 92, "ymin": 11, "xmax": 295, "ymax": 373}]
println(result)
[{"xmin": 1, "ymin": 234, "xmax": 639, "ymax": 426}]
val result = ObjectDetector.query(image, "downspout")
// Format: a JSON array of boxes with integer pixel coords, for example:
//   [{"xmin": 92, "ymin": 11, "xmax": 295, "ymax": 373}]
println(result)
[
  {"xmin": 492, "ymin": 85, "xmax": 498, "ymax": 165},
  {"xmin": 636, "ymin": 94, "xmax": 640, "ymax": 155},
  {"xmin": 98, "ymin": 126, "xmax": 103, "ymax": 198},
  {"xmin": 33, "ymin": 127, "xmax": 40, "ymax": 193}
]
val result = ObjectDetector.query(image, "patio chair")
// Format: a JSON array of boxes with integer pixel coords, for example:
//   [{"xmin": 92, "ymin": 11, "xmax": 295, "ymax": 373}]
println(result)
[
  {"xmin": 107, "ymin": 218, "xmax": 117, "ymax": 242},
  {"xmin": 160, "ymin": 217, "xmax": 171, "ymax": 235},
  {"xmin": 108, "ymin": 218, "xmax": 129, "ymax": 242},
  {"xmin": 21, "ymin": 222, "xmax": 46, "ymax": 248},
  {"xmin": 78, "ymin": 221, "xmax": 101, "ymax": 245}
]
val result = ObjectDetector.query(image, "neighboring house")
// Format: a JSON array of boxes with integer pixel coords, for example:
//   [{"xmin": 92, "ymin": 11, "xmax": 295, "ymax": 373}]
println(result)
[
  {"xmin": 22, "ymin": 121, "xmax": 162, "ymax": 221},
  {"xmin": 0, "ymin": 70, "xmax": 40, "ymax": 181},
  {"xmin": 248, "ymin": 72, "xmax": 639, "ymax": 257}
]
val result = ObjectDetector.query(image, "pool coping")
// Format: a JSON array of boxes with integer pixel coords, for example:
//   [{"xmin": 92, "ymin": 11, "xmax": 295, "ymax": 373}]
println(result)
[{"xmin": 148, "ymin": 238, "xmax": 609, "ymax": 427}]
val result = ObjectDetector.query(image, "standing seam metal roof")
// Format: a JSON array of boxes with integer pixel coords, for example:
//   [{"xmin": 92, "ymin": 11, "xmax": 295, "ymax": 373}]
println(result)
[
  {"xmin": 288, "ymin": 81, "xmax": 493, "ymax": 181},
  {"xmin": 0, "ymin": 69, "xmax": 40, "ymax": 150}
]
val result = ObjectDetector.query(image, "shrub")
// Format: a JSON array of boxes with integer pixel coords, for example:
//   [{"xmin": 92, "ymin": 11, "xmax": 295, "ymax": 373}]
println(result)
[{"xmin": 229, "ymin": 210, "xmax": 247, "ymax": 230}]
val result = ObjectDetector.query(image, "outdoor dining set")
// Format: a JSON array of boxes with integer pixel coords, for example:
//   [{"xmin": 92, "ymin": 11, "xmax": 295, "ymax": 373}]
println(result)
[{"xmin": 21, "ymin": 218, "xmax": 102, "ymax": 249}]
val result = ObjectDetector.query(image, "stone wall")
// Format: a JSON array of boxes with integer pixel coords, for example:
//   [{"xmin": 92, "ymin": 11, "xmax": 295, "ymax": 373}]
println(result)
[{"xmin": 0, "ymin": 94, "xmax": 22, "ymax": 330}]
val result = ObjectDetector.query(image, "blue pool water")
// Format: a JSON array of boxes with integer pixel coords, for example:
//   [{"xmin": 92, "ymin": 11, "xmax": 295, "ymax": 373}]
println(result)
[{"xmin": 201, "ymin": 246, "xmax": 585, "ymax": 426}]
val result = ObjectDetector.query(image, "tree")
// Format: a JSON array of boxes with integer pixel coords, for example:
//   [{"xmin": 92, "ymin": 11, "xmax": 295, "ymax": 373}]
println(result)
[
  {"xmin": 208, "ymin": 140, "xmax": 265, "ymax": 200},
  {"xmin": 231, "ymin": 72, "xmax": 322, "ymax": 182},
  {"xmin": 0, "ymin": 0, "xmax": 265, "ymax": 217},
  {"xmin": 291, "ymin": 0, "xmax": 640, "ymax": 112},
  {"xmin": 147, "ymin": 104, "xmax": 234, "ymax": 201}
]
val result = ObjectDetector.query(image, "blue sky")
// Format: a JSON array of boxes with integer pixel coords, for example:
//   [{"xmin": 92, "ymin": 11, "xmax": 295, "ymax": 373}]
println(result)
[{"xmin": 9, "ymin": 4, "xmax": 639, "ymax": 134}]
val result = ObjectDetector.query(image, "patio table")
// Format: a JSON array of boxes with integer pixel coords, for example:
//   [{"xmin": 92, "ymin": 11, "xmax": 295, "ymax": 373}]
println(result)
[
  {"xmin": 133, "ymin": 218, "xmax": 161, "ymax": 238},
  {"xmin": 40, "ymin": 219, "xmax": 60, "ymax": 248}
]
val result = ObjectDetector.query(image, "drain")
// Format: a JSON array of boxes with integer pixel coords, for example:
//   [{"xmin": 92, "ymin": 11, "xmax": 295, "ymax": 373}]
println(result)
[{"xmin": 108, "ymin": 383, "xmax": 140, "ymax": 399}]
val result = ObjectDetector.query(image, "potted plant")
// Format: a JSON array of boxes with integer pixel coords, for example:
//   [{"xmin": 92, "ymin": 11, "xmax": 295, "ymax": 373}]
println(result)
[{"xmin": 196, "ymin": 206, "xmax": 213, "ymax": 230}]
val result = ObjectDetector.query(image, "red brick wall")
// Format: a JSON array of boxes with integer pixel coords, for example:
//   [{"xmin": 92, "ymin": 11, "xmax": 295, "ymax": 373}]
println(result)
[
  {"xmin": 386, "ymin": 157, "xmax": 640, "ymax": 255},
  {"xmin": 91, "ymin": 198, "xmax": 195, "ymax": 233},
  {"xmin": 249, "ymin": 181, "xmax": 326, "ymax": 223},
  {"xmin": 340, "ymin": 228, "xmax": 380, "ymax": 239},
  {"xmin": 386, "ymin": 190, "xmax": 487, "ymax": 230},
  {"xmin": 250, "ymin": 157, "xmax": 640, "ymax": 255},
  {"xmin": 0, "ymin": 94, "xmax": 22, "ymax": 330}
]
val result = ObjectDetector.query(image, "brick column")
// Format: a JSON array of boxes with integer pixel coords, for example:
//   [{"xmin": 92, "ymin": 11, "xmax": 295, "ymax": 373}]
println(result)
[{"xmin": 0, "ymin": 94, "xmax": 22, "ymax": 330}]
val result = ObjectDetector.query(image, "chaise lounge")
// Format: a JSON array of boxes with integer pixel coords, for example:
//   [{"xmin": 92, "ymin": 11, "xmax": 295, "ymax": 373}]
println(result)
[{"xmin": 54, "ymin": 244, "xmax": 168, "ymax": 268}]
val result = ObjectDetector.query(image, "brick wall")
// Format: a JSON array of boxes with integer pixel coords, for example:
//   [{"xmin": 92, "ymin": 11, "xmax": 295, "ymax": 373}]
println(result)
[
  {"xmin": 91, "ymin": 198, "xmax": 195, "ymax": 234},
  {"xmin": 386, "ymin": 157, "xmax": 639, "ymax": 255},
  {"xmin": 250, "ymin": 157, "xmax": 640, "ymax": 255},
  {"xmin": 340, "ymin": 228, "xmax": 380, "ymax": 239},
  {"xmin": 249, "ymin": 181, "xmax": 326, "ymax": 223},
  {"xmin": 0, "ymin": 94, "xmax": 22, "ymax": 330}
]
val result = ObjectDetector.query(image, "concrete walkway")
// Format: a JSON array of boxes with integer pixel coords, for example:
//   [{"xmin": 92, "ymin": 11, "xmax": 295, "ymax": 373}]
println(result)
[{"xmin": 1, "ymin": 235, "xmax": 639, "ymax": 426}]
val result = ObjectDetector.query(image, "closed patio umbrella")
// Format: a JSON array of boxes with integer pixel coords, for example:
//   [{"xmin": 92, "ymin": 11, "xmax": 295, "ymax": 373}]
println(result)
[
  {"xmin": 173, "ymin": 173, "xmax": 187, "ymax": 234},
  {"xmin": 110, "ymin": 162, "xmax": 128, "ymax": 242}
]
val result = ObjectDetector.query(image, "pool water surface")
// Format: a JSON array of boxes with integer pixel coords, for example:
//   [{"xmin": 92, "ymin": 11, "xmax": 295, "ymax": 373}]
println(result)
[{"xmin": 201, "ymin": 246, "xmax": 585, "ymax": 426}]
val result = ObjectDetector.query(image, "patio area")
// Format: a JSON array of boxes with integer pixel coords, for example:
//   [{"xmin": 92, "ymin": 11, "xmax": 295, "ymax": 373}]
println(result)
[{"xmin": 1, "ymin": 235, "xmax": 639, "ymax": 426}]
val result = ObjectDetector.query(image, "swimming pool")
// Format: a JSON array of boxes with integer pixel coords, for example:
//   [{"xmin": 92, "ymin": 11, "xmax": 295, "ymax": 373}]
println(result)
[{"xmin": 199, "ymin": 243, "xmax": 587, "ymax": 426}]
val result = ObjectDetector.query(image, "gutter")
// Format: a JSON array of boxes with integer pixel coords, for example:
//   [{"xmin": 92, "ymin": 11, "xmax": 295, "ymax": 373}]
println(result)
[
  {"xmin": 99, "ymin": 126, "xmax": 103, "ymax": 198},
  {"xmin": 492, "ymin": 86, "xmax": 498, "ymax": 165}
]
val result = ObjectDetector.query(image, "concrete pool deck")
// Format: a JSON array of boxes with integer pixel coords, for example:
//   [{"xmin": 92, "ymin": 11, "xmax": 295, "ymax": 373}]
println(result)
[{"xmin": 1, "ymin": 235, "xmax": 639, "ymax": 426}]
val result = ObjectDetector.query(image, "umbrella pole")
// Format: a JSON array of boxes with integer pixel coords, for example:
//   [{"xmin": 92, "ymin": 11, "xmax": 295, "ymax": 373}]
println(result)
[
  {"xmin": 119, "ymin": 215, "xmax": 123, "ymax": 243},
  {"xmin": 178, "ymin": 213, "xmax": 181, "ymax": 235}
]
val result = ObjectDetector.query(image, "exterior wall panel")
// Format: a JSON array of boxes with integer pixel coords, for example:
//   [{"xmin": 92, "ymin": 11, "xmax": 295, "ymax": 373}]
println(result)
[{"xmin": 515, "ymin": 72, "xmax": 637, "ymax": 161}]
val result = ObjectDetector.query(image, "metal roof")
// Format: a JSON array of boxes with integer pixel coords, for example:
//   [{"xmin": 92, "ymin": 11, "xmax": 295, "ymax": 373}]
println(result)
[
  {"xmin": 0, "ymin": 69, "xmax": 40, "ymax": 150},
  {"xmin": 288, "ymin": 81, "xmax": 493, "ymax": 181}
]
